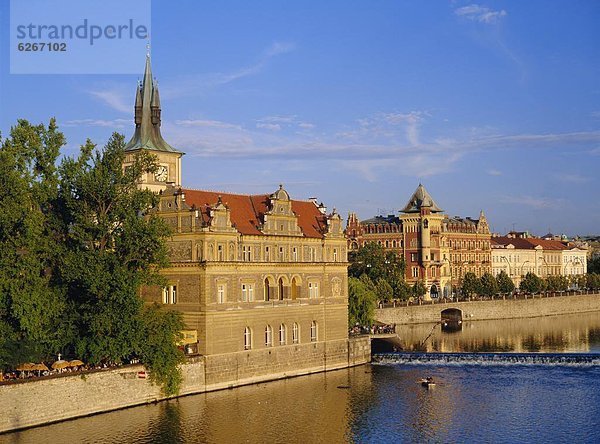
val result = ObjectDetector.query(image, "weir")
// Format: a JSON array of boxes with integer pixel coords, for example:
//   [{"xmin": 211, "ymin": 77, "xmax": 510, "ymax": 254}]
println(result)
[{"xmin": 373, "ymin": 352, "xmax": 600, "ymax": 366}]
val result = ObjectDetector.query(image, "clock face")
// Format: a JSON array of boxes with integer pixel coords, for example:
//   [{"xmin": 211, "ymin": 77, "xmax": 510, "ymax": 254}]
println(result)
[{"xmin": 155, "ymin": 165, "xmax": 168, "ymax": 182}]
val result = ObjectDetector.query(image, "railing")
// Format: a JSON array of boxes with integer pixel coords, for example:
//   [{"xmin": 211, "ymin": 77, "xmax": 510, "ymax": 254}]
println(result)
[{"xmin": 377, "ymin": 289, "xmax": 599, "ymax": 309}]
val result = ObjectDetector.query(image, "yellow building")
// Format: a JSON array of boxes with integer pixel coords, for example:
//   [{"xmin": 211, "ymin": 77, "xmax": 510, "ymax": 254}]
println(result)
[
  {"xmin": 123, "ymin": 57, "xmax": 351, "ymax": 367},
  {"xmin": 491, "ymin": 234, "xmax": 587, "ymax": 287}
]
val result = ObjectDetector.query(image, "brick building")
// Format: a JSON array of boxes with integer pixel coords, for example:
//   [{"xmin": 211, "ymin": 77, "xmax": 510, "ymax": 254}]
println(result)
[{"xmin": 346, "ymin": 184, "xmax": 491, "ymax": 299}]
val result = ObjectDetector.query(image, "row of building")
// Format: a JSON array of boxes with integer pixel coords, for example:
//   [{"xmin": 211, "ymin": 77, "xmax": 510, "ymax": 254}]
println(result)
[{"xmin": 346, "ymin": 186, "xmax": 588, "ymax": 296}]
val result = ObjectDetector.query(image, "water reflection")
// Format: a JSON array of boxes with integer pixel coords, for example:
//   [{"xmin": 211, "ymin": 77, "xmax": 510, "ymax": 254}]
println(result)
[{"xmin": 393, "ymin": 312, "xmax": 600, "ymax": 353}]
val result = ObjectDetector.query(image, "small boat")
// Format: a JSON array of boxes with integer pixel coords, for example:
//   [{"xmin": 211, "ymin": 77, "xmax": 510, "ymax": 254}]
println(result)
[{"xmin": 419, "ymin": 378, "xmax": 436, "ymax": 388}]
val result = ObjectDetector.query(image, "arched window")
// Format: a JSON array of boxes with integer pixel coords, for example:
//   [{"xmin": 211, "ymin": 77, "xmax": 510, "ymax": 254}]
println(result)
[
  {"xmin": 279, "ymin": 324, "xmax": 287, "ymax": 345},
  {"xmin": 244, "ymin": 327, "xmax": 252, "ymax": 350},
  {"xmin": 264, "ymin": 278, "xmax": 271, "ymax": 301},
  {"xmin": 278, "ymin": 277, "xmax": 284, "ymax": 300},
  {"xmin": 310, "ymin": 321, "xmax": 318, "ymax": 342},
  {"xmin": 292, "ymin": 322, "xmax": 299, "ymax": 344},
  {"xmin": 291, "ymin": 277, "xmax": 298, "ymax": 300},
  {"xmin": 265, "ymin": 325, "xmax": 273, "ymax": 347}
]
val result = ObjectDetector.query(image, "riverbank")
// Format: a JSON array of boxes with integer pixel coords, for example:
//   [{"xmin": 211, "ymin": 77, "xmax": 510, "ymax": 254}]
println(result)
[
  {"xmin": 1, "ymin": 336, "xmax": 371, "ymax": 434},
  {"xmin": 374, "ymin": 292, "xmax": 600, "ymax": 325}
]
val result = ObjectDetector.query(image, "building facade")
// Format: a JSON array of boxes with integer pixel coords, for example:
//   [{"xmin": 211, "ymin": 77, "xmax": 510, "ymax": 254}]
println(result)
[
  {"xmin": 491, "ymin": 233, "xmax": 587, "ymax": 287},
  {"xmin": 124, "ymin": 57, "xmax": 351, "ymax": 365},
  {"xmin": 346, "ymin": 184, "xmax": 492, "ymax": 299}
]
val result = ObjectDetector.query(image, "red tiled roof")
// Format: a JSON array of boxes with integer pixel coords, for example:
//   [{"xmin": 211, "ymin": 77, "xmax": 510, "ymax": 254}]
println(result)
[
  {"xmin": 182, "ymin": 189, "xmax": 326, "ymax": 238},
  {"xmin": 491, "ymin": 236, "xmax": 567, "ymax": 250}
]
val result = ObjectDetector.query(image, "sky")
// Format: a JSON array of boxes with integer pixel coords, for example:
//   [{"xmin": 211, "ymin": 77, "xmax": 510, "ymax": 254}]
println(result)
[{"xmin": 1, "ymin": 1, "xmax": 599, "ymax": 236}]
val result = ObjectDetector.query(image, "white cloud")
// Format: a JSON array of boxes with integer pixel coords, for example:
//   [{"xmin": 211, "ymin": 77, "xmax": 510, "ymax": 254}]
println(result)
[
  {"xmin": 161, "ymin": 41, "xmax": 295, "ymax": 99},
  {"xmin": 455, "ymin": 4, "xmax": 507, "ymax": 23},
  {"xmin": 62, "ymin": 118, "xmax": 130, "ymax": 128},
  {"xmin": 88, "ymin": 89, "xmax": 131, "ymax": 113},
  {"xmin": 298, "ymin": 122, "xmax": 315, "ymax": 130},
  {"xmin": 175, "ymin": 119, "xmax": 241, "ymax": 130},
  {"xmin": 555, "ymin": 173, "xmax": 591, "ymax": 184},
  {"xmin": 501, "ymin": 195, "xmax": 564, "ymax": 210},
  {"xmin": 256, "ymin": 122, "xmax": 281, "ymax": 131},
  {"xmin": 487, "ymin": 169, "xmax": 502, "ymax": 176}
]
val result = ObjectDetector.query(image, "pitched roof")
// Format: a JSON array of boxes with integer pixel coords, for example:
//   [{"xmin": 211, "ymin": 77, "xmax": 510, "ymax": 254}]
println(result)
[
  {"xmin": 491, "ymin": 236, "xmax": 568, "ymax": 250},
  {"xmin": 401, "ymin": 184, "xmax": 443, "ymax": 213},
  {"xmin": 182, "ymin": 189, "xmax": 326, "ymax": 238}
]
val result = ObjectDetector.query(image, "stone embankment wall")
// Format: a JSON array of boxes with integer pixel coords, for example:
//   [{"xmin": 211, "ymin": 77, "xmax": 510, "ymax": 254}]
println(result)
[
  {"xmin": 1, "ymin": 337, "xmax": 370, "ymax": 434},
  {"xmin": 375, "ymin": 293, "xmax": 600, "ymax": 325}
]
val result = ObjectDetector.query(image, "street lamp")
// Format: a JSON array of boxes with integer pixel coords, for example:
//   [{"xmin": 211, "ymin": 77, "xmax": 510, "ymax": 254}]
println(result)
[
  {"xmin": 520, "ymin": 260, "xmax": 530, "ymax": 277},
  {"xmin": 500, "ymin": 255, "xmax": 512, "ymax": 278}
]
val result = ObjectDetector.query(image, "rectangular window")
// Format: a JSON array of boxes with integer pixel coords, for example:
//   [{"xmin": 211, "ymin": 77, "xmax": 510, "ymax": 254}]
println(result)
[
  {"xmin": 411, "ymin": 253, "xmax": 418, "ymax": 262},
  {"xmin": 293, "ymin": 247, "xmax": 298, "ymax": 262},
  {"xmin": 265, "ymin": 246, "xmax": 270, "ymax": 261},
  {"xmin": 292, "ymin": 323, "xmax": 299, "ymax": 344},
  {"xmin": 241, "ymin": 283, "xmax": 254, "ymax": 302},
  {"xmin": 412, "ymin": 267, "xmax": 419, "ymax": 278},
  {"xmin": 431, "ymin": 267, "xmax": 436, "ymax": 277},
  {"xmin": 217, "ymin": 284, "xmax": 225, "ymax": 304},
  {"xmin": 242, "ymin": 246, "xmax": 252, "ymax": 262},
  {"xmin": 217, "ymin": 245, "xmax": 224, "ymax": 261},
  {"xmin": 333, "ymin": 249, "xmax": 338, "ymax": 262},
  {"xmin": 310, "ymin": 321, "xmax": 317, "ymax": 342},
  {"xmin": 163, "ymin": 286, "xmax": 177, "ymax": 304},
  {"xmin": 308, "ymin": 282, "xmax": 319, "ymax": 298},
  {"xmin": 279, "ymin": 246, "xmax": 284, "ymax": 261}
]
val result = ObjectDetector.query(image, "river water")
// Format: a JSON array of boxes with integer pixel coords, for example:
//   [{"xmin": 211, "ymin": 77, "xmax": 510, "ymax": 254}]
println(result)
[{"xmin": 4, "ymin": 312, "xmax": 600, "ymax": 443}]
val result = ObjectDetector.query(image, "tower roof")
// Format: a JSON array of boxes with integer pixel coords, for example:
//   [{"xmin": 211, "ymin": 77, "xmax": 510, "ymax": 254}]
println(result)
[
  {"xmin": 125, "ymin": 56, "xmax": 182, "ymax": 154},
  {"xmin": 401, "ymin": 183, "xmax": 443, "ymax": 213}
]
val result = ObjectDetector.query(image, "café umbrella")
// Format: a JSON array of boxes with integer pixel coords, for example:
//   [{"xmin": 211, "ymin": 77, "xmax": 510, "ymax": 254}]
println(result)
[
  {"xmin": 52, "ymin": 360, "xmax": 70, "ymax": 371},
  {"xmin": 69, "ymin": 360, "xmax": 84, "ymax": 368},
  {"xmin": 16, "ymin": 363, "xmax": 35, "ymax": 372}
]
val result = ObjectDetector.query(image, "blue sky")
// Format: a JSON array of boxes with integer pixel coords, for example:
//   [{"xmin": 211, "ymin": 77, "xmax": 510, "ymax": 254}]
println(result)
[{"xmin": 1, "ymin": 1, "xmax": 599, "ymax": 235}]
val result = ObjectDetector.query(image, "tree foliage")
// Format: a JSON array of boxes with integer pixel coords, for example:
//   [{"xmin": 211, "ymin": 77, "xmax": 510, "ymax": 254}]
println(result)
[
  {"xmin": 412, "ymin": 280, "xmax": 427, "ymax": 298},
  {"xmin": 0, "ymin": 119, "xmax": 69, "ymax": 367},
  {"xmin": 461, "ymin": 272, "xmax": 480, "ymax": 297},
  {"xmin": 348, "ymin": 276, "xmax": 377, "ymax": 327},
  {"xmin": 520, "ymin": 272, "xmax": 544, "ymax": 294},
  {"xmin": 0, "ymin": 121, "xmax": 182, "ymax": 395},
  {"xmin": 348, "ymin": 242, "xmax": 405, "ymax": 297},
  {"xmin": 544, "ymin": 275, "xmax": 569, "ymax": 292},
  {"xmin": 496, "ymin": 270, "xmax": 515, "ymax": 294},
  {"xmin": 479, "ymin": 272, "xmax": 499, "ymax": 297},
  {"xmin": 588, "ymin": 256, "xmax": 600, "ymax": 274}
]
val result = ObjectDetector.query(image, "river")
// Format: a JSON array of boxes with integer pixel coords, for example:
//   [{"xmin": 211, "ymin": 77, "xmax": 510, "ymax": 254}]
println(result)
[{"xmin": 3, "ymin": 312, "xmax": 600, "ymax": 443}]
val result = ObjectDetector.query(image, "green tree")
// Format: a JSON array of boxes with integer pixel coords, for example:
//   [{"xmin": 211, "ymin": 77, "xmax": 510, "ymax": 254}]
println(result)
[
  {"xmin": 520, "ymin": 272, "xmax": 544, "ymax": 294},
  {"xmin": 412, "ymin": 280, "xmax": 427, "ymax": 299},
  {"xmin": 375, "ymin": 277, "xmax": 394, "ymax": 302},
  {"xmin": 348, "ymin": 242, "xmax": 406, "ymax": 296},
  {"xmin": 496, "ymin": 270, "xmax": 515, "ymax": 294},
  {"xmin": 0, "ymin": 119, "xmax": 70, "ymax": 368},
  {"xmin": 461, "ymin": 272, "xmax": 480, "ymax": 297},
  {"xmin": 348, "ymin": 276, "xmax": 377, "ymax": 327},
  {"xmin": 57, "ymin": 134, "xmax": 174, "ymax": 381},
  {"xmin": 395, "ymin": 280, "xmax": 412, "ymax": 301},
  {"xmin": 588, "ymin": 256, "xmax": 600, "ymax": 274},
  {"xmin": 139, "ymin": 304, "xmax": 186, "ymax": 396},
  {"xmin": 545, "ymin": 275, "xmax": 569, "ymax": 292},
  {"xmin": 479, "ymin": 272, "xmax": 499, "ymax": 297},
  {"xmin": 587, "ymin": 273, "xmax": 600, "ymax": 290}
]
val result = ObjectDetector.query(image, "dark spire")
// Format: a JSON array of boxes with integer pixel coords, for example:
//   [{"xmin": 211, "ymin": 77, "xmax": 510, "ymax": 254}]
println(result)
[
  {"xmin": 401, "ymin": 184, "xmax": 443, "ymax": 213},
  {"xmin": 125, "ymin": 56, "xmax": 181, "ymax": 153}
]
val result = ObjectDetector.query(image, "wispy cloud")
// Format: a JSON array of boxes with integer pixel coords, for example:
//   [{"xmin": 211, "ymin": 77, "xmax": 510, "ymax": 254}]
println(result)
[
  {"xmin": 255, "ymin": 115, "xmax": 315, "ymax": 132},
  {"xmin": 62, "ymin": 118, "xmax": 130, "ymax": 128},
  {"xmin": 487, "ymin": 169, "xmax": 502, "ymax": 176},
  {"xmin": 500, "ymin": 195, "xmax": 565, "ymax": 210},
  {"xmin": 555, "ymin": 173, "xmax": 591, "ymax": 184},
  {"xmin": 175, "ymin": 119, "xmax": 241, "ymax": 130},
  {"xmin": 161, "ymin": 42, "xmax": 295, "ymax": 99},
  {"xmin": 455, "ymin": 4, "xmax": 507, "ymax": 24},
  {"xmin": 88, "ymin": 89, "xmax": 131, "ymax": 113}
]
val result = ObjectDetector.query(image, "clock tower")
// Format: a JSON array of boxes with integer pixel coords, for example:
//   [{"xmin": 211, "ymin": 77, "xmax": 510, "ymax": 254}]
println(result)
[{"xmin": 123, "ymin": 55, "xmax": 183, "ymax": 192}]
